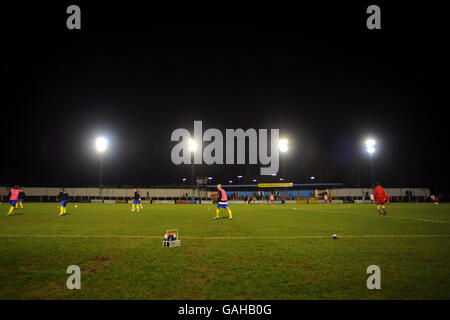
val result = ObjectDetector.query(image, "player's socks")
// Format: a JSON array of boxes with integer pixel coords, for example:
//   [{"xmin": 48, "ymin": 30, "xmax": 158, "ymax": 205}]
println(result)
[
  {"xmin": 60, "ymin": 206, "xmax": 64, "ymax": 215},
  {"xmin": 8, "ymin": 206, "xmax": 14, "ymax": 215},
  {"xmin": 215, "ymin": 208, "xmax": 219, "ymax": 219},
  {"xmin": 19, "ymin": 202, "xmax": 23, "ymax": 209},
  {"xmin": 15, "ymin": 203, "xmax": 18, "ymax": 208},
  {"xmin": 228, "ymin": 209, "xmax": 232, "ymax": 219},
  {"xmin": 63, "ymin": 206, "xmax": 67, "ymax": 214}
]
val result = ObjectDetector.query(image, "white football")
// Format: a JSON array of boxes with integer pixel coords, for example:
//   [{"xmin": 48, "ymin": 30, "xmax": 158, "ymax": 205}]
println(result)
[{"xmin": 74, "ymin": 205, "xmax": 78, "ymax": 208}]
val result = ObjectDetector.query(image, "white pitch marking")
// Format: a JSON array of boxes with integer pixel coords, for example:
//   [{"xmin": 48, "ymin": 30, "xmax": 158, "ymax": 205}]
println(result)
[{"xmin": 0, "ymin": 234, "xmax": 449, "ymax": 240}]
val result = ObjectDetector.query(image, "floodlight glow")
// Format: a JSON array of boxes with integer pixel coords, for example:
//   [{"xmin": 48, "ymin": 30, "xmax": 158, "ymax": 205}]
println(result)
[
  {"xmin": 271, "ymin": 173, "xmax": 277, "ymax": 176},
  {"xmin": 279, "ymin": 139, "xmax": 289, "ymax": 152},
  {"xmin": 228, "ymin": 180, "xmax": 233, "ymax": 183},
  {"xmin": 253, "ymin": 179, "xmax": 257, "ymax": 182},
  {"xmin": 188, "ymin": 138, "xmax": 197, "ymax": 152},
  {"xmin": 182, "ymin": 178, "xmax": 187, "ymax": 182},
  {"xmin": 365, "ymin": 139, "xmax": 376, "ymax": 147},
  {"xmin": 95, "ymin": 137, "xmax": 108, "ymax": 152},
  {"xmin": 237, "ymin": 175, "xmax": 243, "ymax": 179},
  {"xmin": 310, "ymin": 176, "xmax": 315, "ymax": 180},
  {"xmin": 208, "ymin": 177, "xmax": 213, "ymax": 180},
  {"xmin": 367, "ymin": 146, "xmax": 376, "ymax": 154},
  {"xmin": 280, "ymin": 178, "xmax": 284, "ymax": 181}
]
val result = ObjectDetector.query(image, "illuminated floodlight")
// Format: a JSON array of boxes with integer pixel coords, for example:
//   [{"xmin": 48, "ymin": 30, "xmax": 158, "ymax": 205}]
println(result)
[
  {"xmin": 182, "ymin": 178, "xmax": 187, "ymax": 182},
  {"xmin": 188, "ymin": 138, "xmax": 197, "ymax": 152},
  {"xmin": 280, "ymin": 178, "xmax": 284, "ymax": 181},
  {"xmin": 228, "ymin": 180, "xmax": 233, "ymax": 183},
  {"xmin": 253, "ymin": 179, "xmax": 257, "ymax": 182},
  {"xmin": 279, "ymin": 139, "xmax": 289, "ymax": 152},
  {"xmin": 310, "ymin": 176, "xmax": 315, "ymax": 180},
  {"xmin": 208, "ymin": 177, "xmax": 213, "ymax": 180},
  {"xmin": 95, "ymin": 137, "xmax": 108, "ymax": 153},
  {"xmin": 365, "ymin": 139, "xmax": 376, "ymax": 154},
  {"xmin": 271, "ymin": 173, "xmax": 277, "ymax": 176},
  {"xmin": 237, "ymin": 175, "xmax": 243, "ymax": 179},
  {"xmin": 365, "ymin": 139, "xmax": 376, "ymax": 147}
]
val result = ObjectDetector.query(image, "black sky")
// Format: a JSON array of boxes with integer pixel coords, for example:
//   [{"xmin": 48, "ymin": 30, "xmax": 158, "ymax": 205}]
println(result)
[{"xmin": 2, "ymin": 2, "xmax": 449, "ymax": 192}]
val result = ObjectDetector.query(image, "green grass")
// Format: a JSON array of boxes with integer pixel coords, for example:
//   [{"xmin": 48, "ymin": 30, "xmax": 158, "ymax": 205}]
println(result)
[{"xmin": 0, "ymin": 202, "xmax": 449, "ymax": 299}]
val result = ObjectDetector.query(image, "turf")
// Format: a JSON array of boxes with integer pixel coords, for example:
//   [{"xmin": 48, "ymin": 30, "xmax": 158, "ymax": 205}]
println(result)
[{"xmin": 0, "ymin": 202, "xmax": 449, "ymax": 299}]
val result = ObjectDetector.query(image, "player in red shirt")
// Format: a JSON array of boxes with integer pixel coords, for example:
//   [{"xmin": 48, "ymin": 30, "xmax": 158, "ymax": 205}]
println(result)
[
  {"xmin": 7, "ymin": 185, "xmax": 21, "ymax": 216},
  {"xmin": 431, "ymin": 195, "xmax": 439, "ymax": 205},
  {"xmin": 373, "ymin": 183, "xmax": 387, "ymax": 216}
]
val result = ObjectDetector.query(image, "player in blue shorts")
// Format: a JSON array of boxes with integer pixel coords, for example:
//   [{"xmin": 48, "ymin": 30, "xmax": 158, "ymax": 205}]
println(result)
[
  {"xmin": 7, "ymin": 185, "xmax": 21, "ymax": 216},
  {"xmin": 131, "ymin": 188, "xmax": 141, "ymax": 212},
  {"xmin": 58, "ymin": 188, "xmax": 69, "ymax": 216},
  {"xmin": 215, "ymin": 184, "xmax": 232, "ymax": 220},
  {"xmin": 16, "ymin": 188, "xmax": 25, "ymax": 209}
]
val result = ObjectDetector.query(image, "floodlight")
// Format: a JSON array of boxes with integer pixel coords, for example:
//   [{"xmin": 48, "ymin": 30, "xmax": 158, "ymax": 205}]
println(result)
[
  {"xmin": 188, "ymin": 138, "xmax": 197, "ymax": 152},
  {"xmin": 96, "ymin": 137, "xmax": 108, "ymax": 152},
  {"xmin": 253, "ymin": 179, "xmax": 257, "ymax": 182},
  {"xmin": 228, "ymin": 180, "xmax": 233, "ymax": 183},
  {"xmin": 367, "ymin": 146, "xmax": 376, "ymax": 154},
  {"xmin": 208, "ymin": 177, "xmax": 213, "ymax": 180},
  {"xmin": 237, "ymin": 175, "xmax": 243, "ymax": 179},
  {"xmin": 279, "ymin": 139, "xmax": 289, "ymax": 152},
  {"xmin": 365, "ymin": 139, "xmax": 376, "ymax": 154},
  {"xmin": 280, "ymin": 178, "xmax": 284, "ymax": 181},
  {"xmin": 310, "ymin": 176, "xmax": 315, "ymax": 180},
  {"xmin": 365, "ymin": 139, "xmax": 376, "ymax": 147},
  {"xmin": 182, "ymin": 178, "xmax": 187, "ymax": 182}
]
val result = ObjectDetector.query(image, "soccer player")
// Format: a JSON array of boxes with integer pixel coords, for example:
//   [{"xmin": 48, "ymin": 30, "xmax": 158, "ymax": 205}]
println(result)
[
  {"xmin": 373, "ymin": 183, "xmax": 387, "ymax": 216},
  {"xmin": 58, "ymin": 188, "xmax": 69, "ymax": 216},
  {"xmin": 16, "ymin": 187, "xmax": 25, "ymax": 209},
  {"xmin": 431, "ymin": 194, "xmax": 439, "ymax": 205},
  {"xmin": 139, "ymin": 196, "xmax": 143, "ymax": 209},
  {"xmin": 131, "ymin": 188, "xmax": 141, "ymax": 212},
  {"xmin": 7, "ymin": 185, "xmax": 21, "ymax": 216},
  {"xmin": 215, "ymin": 184, "xmax": 232, "ymax": 220},
  {"xmin": 386, "ymin": 194, "xmax": 391, "ymax": 204},
  {"xmin": 269, "ymin": 193, "xmax": 274, "ymax": 204}
]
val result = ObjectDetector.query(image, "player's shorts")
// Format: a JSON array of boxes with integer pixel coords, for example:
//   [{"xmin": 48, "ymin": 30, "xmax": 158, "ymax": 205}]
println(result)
[
  {"xmin": 60, "ymin": 200, "xmax": 68, "ymax": 207},
  {"xmin": 132, "ymin": 199, "xmax": 139, "ymax": 204},
  {"xmin": 375, "ymin": 199, "xmax": 385, "ymax": 205},
  {"xmin": 19, "ymin": 198, "xmax": 24, "ymax": 202},
  {"xmin": 10, "ymin": 200, "xmax": 17, "ymax": 206},
  {"xmin": 217, "ymin": 201, "xmax": 229, "ymax": 209}
]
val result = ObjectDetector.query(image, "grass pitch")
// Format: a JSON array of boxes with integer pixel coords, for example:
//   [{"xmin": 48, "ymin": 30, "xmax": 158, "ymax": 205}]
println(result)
[{"xmin": 0, "ymin": 202, "xmax": 449, "ymax": 299}]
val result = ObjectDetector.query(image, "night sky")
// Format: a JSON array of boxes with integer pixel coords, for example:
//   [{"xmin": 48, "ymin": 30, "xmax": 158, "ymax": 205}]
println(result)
[{"xmin": 2, "ymin": 2, "xmax": 448, "ymax": 192}]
